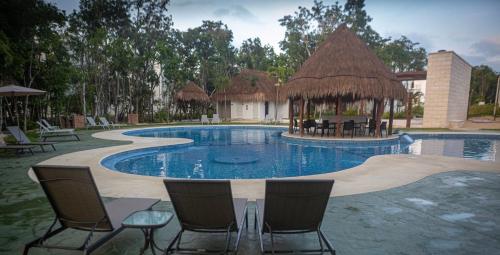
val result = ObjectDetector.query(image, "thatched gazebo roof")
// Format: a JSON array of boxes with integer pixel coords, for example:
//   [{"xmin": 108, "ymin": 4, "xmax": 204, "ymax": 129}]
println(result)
[
  {"xmin": 175, "ymin": 81, "xmax": 210, "ymax": 103},
  {"xmin": 211, "ymin": 69, "xmax": 281, "ymax": 102},
  {"xmin": 282, "ymin": 24, "xmax": 406, "ymax": 101}
]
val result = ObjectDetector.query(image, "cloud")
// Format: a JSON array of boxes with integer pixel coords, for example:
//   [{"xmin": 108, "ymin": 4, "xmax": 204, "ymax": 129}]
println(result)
[
  {"xmin": 467, "ymin": 36, "xmax": 500, "ymax": 72},
  {"xmin": 472, "ymin": 37, "xmax": 500, "ymax": 56},
  {"xmin": 213, "ymin": 5, "xmax": 260, "ymax": 22},
  {"xmin": 214, "ymin": 8, "xmax": 230, "ymax": 16}
]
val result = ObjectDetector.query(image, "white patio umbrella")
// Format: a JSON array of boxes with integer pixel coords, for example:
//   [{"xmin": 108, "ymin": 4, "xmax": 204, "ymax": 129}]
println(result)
[{"xmin": 0, "ymin": 85, "xmax": 46, "ymax": 129}]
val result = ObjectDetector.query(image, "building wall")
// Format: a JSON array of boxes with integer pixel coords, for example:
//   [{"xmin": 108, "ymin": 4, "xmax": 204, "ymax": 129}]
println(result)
[
  {"xmin": 423, "ymin": 51, "xmax": 471, "ymax": 128},
  {"xmin": 226, "ymin": 100, "xmax": 289, "ymax": 121}
]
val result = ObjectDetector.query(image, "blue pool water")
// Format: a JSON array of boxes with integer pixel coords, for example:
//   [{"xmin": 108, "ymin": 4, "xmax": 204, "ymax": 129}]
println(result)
[{"xmin": 101, "ymin": 127, "xmax": 500, "ymax": 179}]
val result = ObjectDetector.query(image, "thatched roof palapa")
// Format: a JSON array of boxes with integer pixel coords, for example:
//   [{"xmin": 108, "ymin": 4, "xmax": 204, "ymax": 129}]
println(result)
[
  {"xmin": 283, "ymin": 24, "xmax": 406, "ymax": 101},
  {"xmin": 175, "ymin": 81, "xmax": 210, "ymax": 103},
  {"xmin": 212, "ymin": 69, "xmax": 283, "ymax": 102}
]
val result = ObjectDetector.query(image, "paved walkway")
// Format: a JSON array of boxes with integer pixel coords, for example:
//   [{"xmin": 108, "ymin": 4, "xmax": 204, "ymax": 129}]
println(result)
[{"xmin": 1, "ymin": 128, "xmax": 500, "ymax": 254}]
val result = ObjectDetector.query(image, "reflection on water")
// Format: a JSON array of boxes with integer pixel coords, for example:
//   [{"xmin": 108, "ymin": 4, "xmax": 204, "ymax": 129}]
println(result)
[
  {"xmin": 108, "ymin": 128, "xmax": 500, "ymax": 179},
  {"xmin": 409, "ymin": 138, "xmax": 499, "ymax": 161}
]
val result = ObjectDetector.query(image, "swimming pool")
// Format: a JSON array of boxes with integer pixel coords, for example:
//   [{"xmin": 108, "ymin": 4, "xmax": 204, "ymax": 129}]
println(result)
[{"xmin": 101, "ymin": 126, "xmax": 500, "ymax": 179}]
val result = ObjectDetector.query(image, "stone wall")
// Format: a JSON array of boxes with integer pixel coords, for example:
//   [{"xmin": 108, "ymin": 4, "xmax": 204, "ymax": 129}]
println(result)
[{"xmin": 423, "ymin": 51, "xmax": 472, "ymax": 128}]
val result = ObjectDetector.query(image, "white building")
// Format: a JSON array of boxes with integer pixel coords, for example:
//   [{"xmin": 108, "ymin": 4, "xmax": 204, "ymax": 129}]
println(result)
[{"xmin": 212, "ymin": 69, "xmax": 289, "ymax": 121}]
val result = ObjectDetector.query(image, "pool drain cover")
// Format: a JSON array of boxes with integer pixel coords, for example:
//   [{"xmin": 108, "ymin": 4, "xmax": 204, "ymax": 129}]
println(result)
[{"xmin": 212, "ymin": 155, "xmax": 259, "ymax": 164}]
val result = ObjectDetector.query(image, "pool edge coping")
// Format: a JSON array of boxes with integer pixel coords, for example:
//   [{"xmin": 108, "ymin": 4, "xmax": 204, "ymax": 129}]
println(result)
[{"xmin": 29, "ymin": 125, "xmax": 500, "ymax": 200}]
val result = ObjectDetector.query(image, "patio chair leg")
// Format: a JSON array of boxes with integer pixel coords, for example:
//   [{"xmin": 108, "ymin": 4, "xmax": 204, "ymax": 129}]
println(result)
[
  {"xmin": 319, "ymin": 230, "xmax": 335, "ymax": 255},
  {"xmin": 223, "ymin": 224, "xmax": 233, "ymax": 254},
  {"xmin": 245, "ymin": 209, "xmax": 249, "ymax": 230},
  {"xmin": 51, "ymin": 144, "xmax": 56, "ymax": 151},
  {"xmin": 269, "ymin": 231, "xmax": 275, "ymax": 255},
  {"xmin": 40, "ymin": 145, "xmax": 45, "ymax": 152},
  {"xmin": 316, "ymin": 229, "xmax": 324, "ymax": 253},
  {"xmin": 166, "ymin": 229, "xmax": 183, "ymax": 253}
]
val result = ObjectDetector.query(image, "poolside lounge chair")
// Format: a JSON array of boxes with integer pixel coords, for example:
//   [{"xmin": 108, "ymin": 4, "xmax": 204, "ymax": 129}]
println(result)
[
  {"xmin": 0, "ymin": 135, "xmax": 34, "ymax": 155},
  {"xmin": 98, "ymin": 117, "xmax": 126, "ymax": 129},
  {"xmin": 212, "ymin": 114, "xmax": 221, "ymax": 124},
  {"xmin": 164, "ymin": 180, "xmax": 248, "ymax": 254},
  {"xmin": 7, "ymin": 126, "xmax": 56, "ymax": 152},
  {"xmin": 264, "ymin": 114, "xmax": 274, "ymax": 124},
  {"xmin": 36, "ymin": 121, "xmax": 80, "ymax": 141},
  {"xmin": 86, "ymin": 116, "xmax": 107, "ymax": 129},
  {"xmin": 24, "ymin": 165, "xmax": 159, "ymax": 255},
  {"xmin": 201, "ymin": 115, "xmax": 210, "ymax": 125},
  {"xmin": 41, "ymin": 119, "xmax": 59, "ymax": 130},
  {"xmin": 255, "ymin": 179, "xmax": 335, "ymax": 254}
]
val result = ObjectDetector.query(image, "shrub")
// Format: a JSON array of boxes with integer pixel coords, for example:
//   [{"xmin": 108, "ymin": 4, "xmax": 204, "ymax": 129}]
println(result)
[{"xmin": 468, "ymin": 104, "xmax": 500, "ymax": 117}]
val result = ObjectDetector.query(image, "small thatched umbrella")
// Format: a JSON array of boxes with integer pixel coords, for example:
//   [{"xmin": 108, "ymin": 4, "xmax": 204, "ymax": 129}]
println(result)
[
  {"xmin": 282, "ymin": 24, "xmax": 406, "ymax": 137},
  {"xmin": 175, "ymin": 81, "xmax": 210, "ymax": 120},
  {"xmin": 0, "ymin": 85, "xmax": 46, "ymax": 129}
]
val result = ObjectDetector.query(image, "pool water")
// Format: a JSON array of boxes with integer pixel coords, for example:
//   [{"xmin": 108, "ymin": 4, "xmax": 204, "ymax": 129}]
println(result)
[{"xmin": 101, "ymin": 127, "xmax": 500, "ymax": 179}]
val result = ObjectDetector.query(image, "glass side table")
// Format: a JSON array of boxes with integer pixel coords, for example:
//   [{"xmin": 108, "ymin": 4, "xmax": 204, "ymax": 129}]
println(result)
[{"xmin": 122, "ymin": 210, "xmax": 174, "ymax": 255}]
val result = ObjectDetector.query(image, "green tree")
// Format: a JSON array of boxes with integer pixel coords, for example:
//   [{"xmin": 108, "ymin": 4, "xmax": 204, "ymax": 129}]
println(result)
[
  {"xmin": 377, "ymin": 36, "xmax": 427, "ymax": 72},
  {"xmin": 237, "ymin": 38, "xmax": 276, "ymax": 71},
  {"xmin": 470, "ymin": 65, "xmax": 498, "ymax": 104}
]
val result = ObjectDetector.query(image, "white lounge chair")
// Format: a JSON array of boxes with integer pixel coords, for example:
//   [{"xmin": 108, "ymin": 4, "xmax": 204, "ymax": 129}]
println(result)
[
  {"xmin": 36, "ymin": 121, "xmax": 80, "ymax": 141},
  {"xmin": 201, "ymin": 115, "xmax": 210, "ymax": 125},
  {"xmin": 41, "ymin": 119, "xmax": 59, "ymax": 130},
  {"xmin": 212, "ymin": 114, "xmax": 221, "ymax": 124},
  {"xmin": 99, "ymin": 117, "xmax": 126, "ymax": 129},
  {"xmin": 86, "ymin": 116, "xmax": 107, "ymax": 129},
  {"xmin": 264, "ymin": 114, "xmax": 274, "ymax": 124}
]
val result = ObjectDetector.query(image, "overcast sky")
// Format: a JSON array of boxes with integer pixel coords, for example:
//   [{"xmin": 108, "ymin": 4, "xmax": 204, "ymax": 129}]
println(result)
[{"xmin": 51, "ymin": 0, "xmax": 500, "ymax": 71}]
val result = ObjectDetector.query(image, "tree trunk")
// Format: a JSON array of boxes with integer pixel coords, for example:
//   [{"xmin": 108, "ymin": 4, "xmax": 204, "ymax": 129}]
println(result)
[
  {"xmin": 375, "ymin": 99, "xmax": 384, "ymax": 138},
  {"xmin": 115, "ymin": 74, "xmax": 119, "ymax": 123},
  {"xmin": 288, "ymin": 98, "xmax": 294, "ymax": 134},
  {"xmin": 23, "ymin": 96, "xmax": 29, "ymax": 131},
  {"xmin": 388, "ymin": 99, "xmax": 395, "ymax": 135},
  {"xmin": 299, "ymin": 98, "xmax": 305, "ymax": 137},
  {"xmin": 336, "ymin": 97, "xmax": 342, "ymax": 137}
]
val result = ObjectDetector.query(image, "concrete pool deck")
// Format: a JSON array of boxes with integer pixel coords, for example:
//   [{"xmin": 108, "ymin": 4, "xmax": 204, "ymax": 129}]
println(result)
[{"xmin": 31, "ymin": 125, "xmax": 500, "ymax": 200}]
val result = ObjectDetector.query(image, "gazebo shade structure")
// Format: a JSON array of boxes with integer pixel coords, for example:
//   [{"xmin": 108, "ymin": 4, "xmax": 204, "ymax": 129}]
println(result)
[
  {"xmin": 282, "ymin": 24, "xmax": 406, "ymax": 137},
  {"xmin": 211, "ymin": 69, "xmax": 282, "ymax": 102},
  {"xmin": 283, "ymin": 24, "xmax": 406, "ymax": 101},
  {"xmin": 175, "ymin": 81, "xmax": 210, "ymax": 103}
]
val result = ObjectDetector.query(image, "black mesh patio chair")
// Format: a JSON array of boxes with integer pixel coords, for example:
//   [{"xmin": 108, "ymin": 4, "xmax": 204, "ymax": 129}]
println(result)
[
  {"xmin": 380, "ymin": 121, "xmax": 387, "ymax": 137},
  {"xmin": 304, "ymin": 119, "xmax": 317, "ymax": 134},
  {"xmin": 255, "ymin": 179, "xmax": 335, "ymax": 254},
  {"xmin": 319, "ymin": 119, "xmax": 330, "ymax": 137},
  {"xmin": 368, "ymin": 119, "xmax": 376, "ymax": 136},
  {"xmin": 164, "ymin": 180, "xmax": 248, "ymax": 254},
  {"xmin": 342, "ymin": 120, "xmax": 355, "ymax": 138},
  {"xmin": 24, "ymin": 165, "xmax": 159, "ymax": 255}
]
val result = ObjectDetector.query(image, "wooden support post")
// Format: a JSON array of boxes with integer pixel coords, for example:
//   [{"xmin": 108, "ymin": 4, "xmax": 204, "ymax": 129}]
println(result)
[
  {"xmin": 372, "ymin": 99, "xmax": 377, "ymax": 121},
  {"xmin": 306, "ymin": 99, "xmax": 311, "ymax": 119},
  {"xmin": 335, "ymin": 98, "xmax": 340, "ymax": 115},
  {"xmin": 299, "ymin": 98, "xmax": 305, "ymax": 137},
  {"xmin": 375, "ymin": 99, "xmax": 384, "ymax": 138},
  {"xmin": 336, "ymin": 97, "xmax": 342, "ymax": 137},
  {"xmin": 388, "ymin": 98, "xmax": 394, "ymax": 135},
  {"xmin": 288, "ymin": 98, "xmax": 294, "ymax": 134}
]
